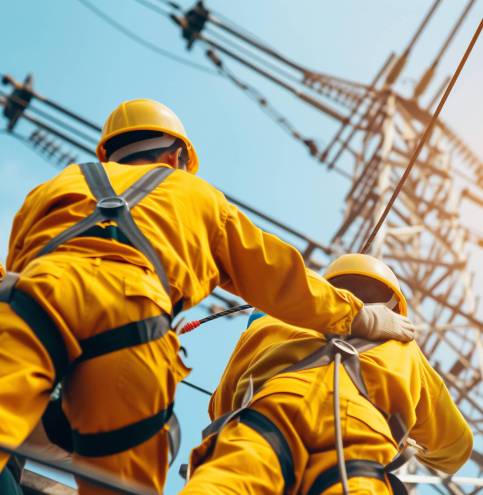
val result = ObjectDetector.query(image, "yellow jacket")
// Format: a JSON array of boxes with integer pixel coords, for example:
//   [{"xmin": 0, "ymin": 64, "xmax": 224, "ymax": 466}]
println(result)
[
  {"xmin": 6, "ymin": 162, "xmax": 361, "ymax": 332},
  {"xmin": 209, "ymin": 313, "xmax": 473, "ymax": 475}
]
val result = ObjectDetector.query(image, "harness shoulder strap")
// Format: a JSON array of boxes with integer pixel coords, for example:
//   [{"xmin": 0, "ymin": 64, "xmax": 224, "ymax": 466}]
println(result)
[
  {"xmin": 121, "ymin": 166, "xmax": 174, "ymax": 207},
  {"xmin": 80, "ymin": 162, "xmax": 117, "ymax": 199},
  {"xmin": 36, "ymin": 163, "xmax": 174, "ymax": 298}
]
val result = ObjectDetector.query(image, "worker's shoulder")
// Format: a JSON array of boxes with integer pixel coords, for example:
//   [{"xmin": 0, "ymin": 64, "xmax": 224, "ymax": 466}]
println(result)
[
  {"xmin": 170, "ymin": 168, "xmax": 228, "ymax": 203},
  {"xmin": 247, "ymin": 313, "xmax": 322, "ymax": 339},
  {"xmin": 363, "ymin": 339, "xmax": 422, "ymax": 364},
  {"xmin": 19, "ymin": 163, "xmax": 79, "ymax": 201}
]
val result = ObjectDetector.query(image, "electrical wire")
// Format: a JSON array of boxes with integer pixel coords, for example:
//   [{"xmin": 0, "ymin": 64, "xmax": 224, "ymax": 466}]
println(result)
[
  {"xmin": 132, "ymin": 0, "xmax": 172, "ymax": 17},
  {"xmin": 209, "ymin": 7, "xmax": 281, "ymax": 54},
  {"xmin": 205, "ymin": 50, "xmax": 352, "ymax": 179},
  {"xmin": 205, "ymin": 27, "xmax": 303, "ymax": 86},
  {"xmin": 0, "ymin": 89, "xmax": 97, "ymax": 145},
  {"xmin": 181, "ymin": 379, "xmax": 212, "ymax": 396},
  {"xmin": 77, "ymin": 0, "xmax": 216, "ymax": 76},
  {"xmin": 155, "ymin": 0, "xmax": 182, "ymax": 10},
  {"xmin": 360, "ymin": 18, "xmax": 483, "ymax": 254}
]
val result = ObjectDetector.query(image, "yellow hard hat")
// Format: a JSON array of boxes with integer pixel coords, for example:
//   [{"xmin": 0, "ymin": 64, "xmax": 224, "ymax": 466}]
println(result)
[
  {"xmin": 0, "ymin": 263, "xmax": 5, "ymax": 281},
  {"xmin": 324, "ymin": 253, "xmax": 408, "ymax": 316},
  {"xmin": 96, "ymin": 99, "xmax": 199, "ymax": 174}
]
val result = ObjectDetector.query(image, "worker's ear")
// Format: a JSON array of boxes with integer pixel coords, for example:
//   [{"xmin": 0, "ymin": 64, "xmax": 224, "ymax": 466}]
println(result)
[{"xmin": 166, "ymin": 146, "xmax": 185, "ymax": 169}]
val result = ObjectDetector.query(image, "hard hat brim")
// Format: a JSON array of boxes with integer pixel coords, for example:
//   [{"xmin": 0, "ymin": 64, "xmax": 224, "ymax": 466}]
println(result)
[
  {"xmin": 325, "ymin": 268, "xmax": 408, "ymax": 316},
  {"xmin": 96, "ymin": 124, "xmax": 199, "ymax": 174}
]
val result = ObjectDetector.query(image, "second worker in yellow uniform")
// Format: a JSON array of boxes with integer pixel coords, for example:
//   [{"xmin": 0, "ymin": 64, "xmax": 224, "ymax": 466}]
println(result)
[
  {"xmin": 0, "ymin": 101, "xmax": 416, "ymax": 494},
  {"xmin": 181, "ymin": 254, "xmax": 473, "ymax": 495}
]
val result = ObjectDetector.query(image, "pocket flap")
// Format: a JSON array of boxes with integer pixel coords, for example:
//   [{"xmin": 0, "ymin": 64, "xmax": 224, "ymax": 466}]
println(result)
[{"xmin": 123, "ymin": 273, "xmax": 166, "ymax": 308}]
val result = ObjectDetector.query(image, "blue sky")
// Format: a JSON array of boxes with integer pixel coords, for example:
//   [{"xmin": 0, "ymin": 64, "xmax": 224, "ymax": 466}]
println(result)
[{"xmin": 1, "ymin": 1, "xmax": 482, "ymax": 493}]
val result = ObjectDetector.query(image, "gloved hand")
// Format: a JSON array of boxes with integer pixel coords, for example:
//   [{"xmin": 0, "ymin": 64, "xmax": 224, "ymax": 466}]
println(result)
[{"xmin": 351, "ymin": 304, "xmax": 415, "ymax": 342}]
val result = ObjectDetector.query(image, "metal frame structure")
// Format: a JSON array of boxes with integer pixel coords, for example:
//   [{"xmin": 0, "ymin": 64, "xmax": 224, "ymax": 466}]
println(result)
[{"xmin": 1, "ymin": 1, "xmax": 482, "ymax": 492}]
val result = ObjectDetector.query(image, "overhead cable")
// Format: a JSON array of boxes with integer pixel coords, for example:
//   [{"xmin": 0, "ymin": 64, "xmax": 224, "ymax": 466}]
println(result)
[
  {"xmin": 0, "ymin": 89, "xmax": 97, "ymax": 145},
  {"xmin": 155, "ymin": 0, "xmax": 182, "ymax": 10},
  {"xmin": 77, "ymin": 0, "xmax": 216, "ymax": 75},
  {"xmin": 361, "ymin": 18, "xmax": 483, "ymax": 254},
  {"xmin": 205, "ymin": 50, "xmax": 333, "ymax": 167},
  {"xmin": 2, "ymin": 73, "xmax": 101, "ymax": 132},
  {"xmin": 181, "ymin": 379, "xmax": 212, "ymax": 396},
  {"xmin": 136, "ymin": 0, "xmax": 301, "ymax": 84}
]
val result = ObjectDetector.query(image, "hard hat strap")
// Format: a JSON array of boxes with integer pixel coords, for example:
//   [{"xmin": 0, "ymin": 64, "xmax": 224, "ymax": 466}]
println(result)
[{"xmin": 108, "ymin": 135, "xmax": 177, "ymax": 162}]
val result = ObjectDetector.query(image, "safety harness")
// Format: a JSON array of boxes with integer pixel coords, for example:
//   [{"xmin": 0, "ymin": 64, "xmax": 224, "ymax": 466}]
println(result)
[
  {"xmin": 184, "ymin": 315, "xmax": 414, "ymax": 495},
  {"xmin": 0, "ymin": 162, "xmax": 181, "ymax": 462}
]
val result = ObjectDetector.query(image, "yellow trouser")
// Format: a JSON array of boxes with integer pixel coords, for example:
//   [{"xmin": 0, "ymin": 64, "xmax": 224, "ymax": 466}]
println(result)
[
  {"xmin": 0, "ymin": 254, "xmax": 189, "ymax": 494},
  {"xmin": 182, "ymin": 368, "xmax": 397, "ymax": 495}
]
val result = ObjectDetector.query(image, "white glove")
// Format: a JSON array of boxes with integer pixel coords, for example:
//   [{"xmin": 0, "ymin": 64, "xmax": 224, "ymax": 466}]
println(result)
[{"xmin": 351, "ymin": 304, "xmax": 415, "ymax": 342}]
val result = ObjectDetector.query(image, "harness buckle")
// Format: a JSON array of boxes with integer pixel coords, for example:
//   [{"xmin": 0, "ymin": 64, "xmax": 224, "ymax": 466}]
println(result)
[{"xmin": 97, "ymin": 196, "xmax": 128, "ymax": 217}]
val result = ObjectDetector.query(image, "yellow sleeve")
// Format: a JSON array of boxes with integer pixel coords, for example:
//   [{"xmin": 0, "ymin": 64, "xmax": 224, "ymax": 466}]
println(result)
[
  {"xmin": 215, "ymin": 201, "xmax": 362, "ymax": 335},
  {"xmin": 411, "ymin": 348, "xmax": 473, "ymax": 474},
  {"xmin": 6, "ymin": 183, "xmax": 44, "ymax": 272}
]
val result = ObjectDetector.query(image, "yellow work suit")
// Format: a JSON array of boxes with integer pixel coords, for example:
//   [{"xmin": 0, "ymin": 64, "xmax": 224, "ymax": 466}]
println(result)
[
  {"xmin": 0, "ymin": 161, "xmax": 362, "ymax": 494},
  {"xmin": 182, "ymin": 314, "xmax": 473, "ymax": 495}
]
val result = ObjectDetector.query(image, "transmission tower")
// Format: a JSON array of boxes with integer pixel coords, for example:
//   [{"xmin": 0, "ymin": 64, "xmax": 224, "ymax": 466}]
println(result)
[{"xmin": 168, "ymin": 1, "xmax": 482, "ymax": 492}]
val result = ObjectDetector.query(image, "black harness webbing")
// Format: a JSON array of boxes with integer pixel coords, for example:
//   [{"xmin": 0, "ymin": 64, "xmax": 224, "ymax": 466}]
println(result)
[
  {"xmin": 76, "ymin": 314, "xmax": 171, "ymax": 363},
  {"xmin": 9, "ymin": 288, "xmax": 69, "ymax": 383},
  {"xmin": 37, "ymin": 163, "xmax": 174, "ymax": 298},
  {"xmin": 72, "ymin": 404, "xmax": 174, "ymax": 458},
  {"xmin": 307, "ymin": 460, "xmax": 386, "ymax": 495},
  {"xmin": 239, "ymin": 409, "xmax": 295, "ymax": 495},
  {"xmin": 306, "ymin": 459, "xmax": 408, "ymax": 495}
]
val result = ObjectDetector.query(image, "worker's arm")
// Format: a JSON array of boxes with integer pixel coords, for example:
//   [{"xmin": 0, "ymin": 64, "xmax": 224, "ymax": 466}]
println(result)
[
  {"xmin": 215, "ymin": 201, "xmax": 362, "ymax": 335},
  {"xmin": 6, "ymin": 184, "xmax": 44, "ymax": 272},
  {"xmin": 410, "ymin": 347, "xmax": 473, "ymax": 474}
]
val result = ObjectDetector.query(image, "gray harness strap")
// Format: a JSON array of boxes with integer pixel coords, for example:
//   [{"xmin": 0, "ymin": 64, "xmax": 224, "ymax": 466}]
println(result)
[
  {"xmin": 37, "ymin": 163, "xmax": 174, "ymax": 297},
  {"xmin": 282, "ymin": 337, "xmax": 408, "ymax": 447},
  {"xmin": 191, "ymin": 336, "xmax": 412, "ymax": 493},
  {"xmin": 0, "ymin": 273, "xmax": 20, "ymax": 302},
  {"xmin": 167, "ymin": 413, "xmax": 181, "ymax": 467}
]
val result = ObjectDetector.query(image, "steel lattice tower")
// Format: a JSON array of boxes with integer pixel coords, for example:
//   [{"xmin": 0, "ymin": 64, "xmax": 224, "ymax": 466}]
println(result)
[{"xmin": 0, "ymin": 1, "xmax": 481, "ymax": 492}]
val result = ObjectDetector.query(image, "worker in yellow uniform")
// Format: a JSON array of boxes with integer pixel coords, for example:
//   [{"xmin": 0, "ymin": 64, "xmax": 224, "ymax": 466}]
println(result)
[
  {"xmin": 0, "ymin": 100, "xmax": 416, "ymax": 494},
  {"xmin": 181, "ymin": 254, "xmax": 473, "ymax": 495}
]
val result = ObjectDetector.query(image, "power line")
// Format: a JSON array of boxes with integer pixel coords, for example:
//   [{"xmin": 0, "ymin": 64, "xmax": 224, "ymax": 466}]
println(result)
[
  {"xmin": 0, "ymin": 89, "xmax": 97, "ymax": 145},
  {"xmin": 132, "ymin": 0, "xmax": 172, "ymax": 17},
  {"xmin": 181, "ymin": 379, "xmax": 212, "ymax": 396},
  {"xmin": 77, "ymin": 0, "xmax": 216, "ymax": 76}
]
